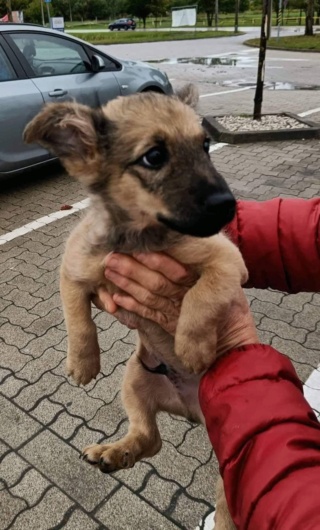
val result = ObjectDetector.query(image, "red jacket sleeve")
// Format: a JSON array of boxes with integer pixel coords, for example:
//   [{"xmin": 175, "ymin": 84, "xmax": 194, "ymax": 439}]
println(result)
[
  {"xmin": 226, "ymin": 198, "xmax": 320, "ymax": 293},
  {"xmin": 199, "ymin": 344, "xmax": 320, "ymax": 530}
]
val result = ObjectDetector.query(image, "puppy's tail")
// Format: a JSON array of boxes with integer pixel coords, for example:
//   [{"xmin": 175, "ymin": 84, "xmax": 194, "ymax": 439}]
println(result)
[{"xmin": 174, "ymin": 83, "xmax": 199, "ymax": 109}]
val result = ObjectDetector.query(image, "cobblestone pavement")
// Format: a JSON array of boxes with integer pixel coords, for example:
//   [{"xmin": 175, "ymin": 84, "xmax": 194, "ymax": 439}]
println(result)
[{"xmin": 1, "ymin": 41, "xmax": 320, "ymax": 530}]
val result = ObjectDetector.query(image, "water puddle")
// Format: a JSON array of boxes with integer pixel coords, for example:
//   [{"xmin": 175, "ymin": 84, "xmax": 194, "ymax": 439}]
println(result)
[
  {"xmin": 150, "ymin": 55, "xmax": 256, "ymax": 67},
  {"xmin": 221, "ymin": 80, "xmax": 320, "ymax": 90}
]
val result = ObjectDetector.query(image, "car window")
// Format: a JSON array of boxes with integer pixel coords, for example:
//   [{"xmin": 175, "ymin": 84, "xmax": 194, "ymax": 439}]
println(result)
[
  {"xmin": 0, "ymin": 44, "xmax": 16, "ymax": 81},
  {"xmin": 9, "ymin": 32, "xmax": 90, "ymax": 77}
]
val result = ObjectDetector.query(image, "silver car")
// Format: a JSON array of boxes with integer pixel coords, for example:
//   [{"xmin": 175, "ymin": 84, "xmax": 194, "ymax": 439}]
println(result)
[{"xmin": 0, "ymin": 23, "xmax": 173, "ymax": 177}]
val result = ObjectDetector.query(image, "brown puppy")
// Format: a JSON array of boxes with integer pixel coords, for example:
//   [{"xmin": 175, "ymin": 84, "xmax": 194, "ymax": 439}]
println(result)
[{"xmin": 24, "ymin": 89, "xmax": 247, "ymax": 530}]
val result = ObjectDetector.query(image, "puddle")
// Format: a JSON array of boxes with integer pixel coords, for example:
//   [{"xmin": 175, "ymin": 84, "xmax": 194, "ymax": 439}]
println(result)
[
  {"xmin": 149, "ymin": 55, "xmax": 256, "ymax": 67},
  {"xmin": 221, "ymin": 80, "xmax": 320, "ymax": 90}
]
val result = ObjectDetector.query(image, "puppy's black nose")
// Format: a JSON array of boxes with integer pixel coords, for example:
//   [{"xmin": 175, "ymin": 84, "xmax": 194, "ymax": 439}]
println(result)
[{"xmin": 205, "ymin": 193, "xmax": 236, "ymax": 222}]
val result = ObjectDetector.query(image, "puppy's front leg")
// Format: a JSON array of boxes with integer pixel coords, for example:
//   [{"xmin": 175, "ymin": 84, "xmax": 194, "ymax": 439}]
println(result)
[
  {"xmin": 174, "ymin": 240, "xmax": 247, "ymax": 374},
  {"xmin": 60, "ymin": 272, "xmax": 100, "ymax": 385}
]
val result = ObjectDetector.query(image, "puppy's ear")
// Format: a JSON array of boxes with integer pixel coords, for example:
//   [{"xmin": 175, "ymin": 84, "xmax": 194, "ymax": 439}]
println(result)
[
  {"xmin": 24, "ymin": 102, "xmax": 110, "ymax": 182},
  {"xmin": 174, "ymin": 83, "xmax": 199, "ymax": 109}
]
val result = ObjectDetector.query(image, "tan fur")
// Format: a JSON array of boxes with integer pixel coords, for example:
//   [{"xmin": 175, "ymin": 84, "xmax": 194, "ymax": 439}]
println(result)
[{"xmin": 25, "ymin": 88, "xmax": 247, "ymax": 530}]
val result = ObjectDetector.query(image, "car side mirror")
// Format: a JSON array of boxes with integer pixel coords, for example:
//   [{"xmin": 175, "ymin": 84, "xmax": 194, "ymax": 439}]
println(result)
[{"xmin": 91, "ymin": 54, "xmax": 105, "ymax": 73}]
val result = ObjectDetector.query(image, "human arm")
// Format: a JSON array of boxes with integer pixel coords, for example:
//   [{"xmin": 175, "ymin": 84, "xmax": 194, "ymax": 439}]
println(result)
[
  {"xmin": 227, "ymin": 197, "xmax": 320, "ymax": 293},
  {"xmin": 199, "ymin": 344, "xmax": 320, "ymax": 530}
]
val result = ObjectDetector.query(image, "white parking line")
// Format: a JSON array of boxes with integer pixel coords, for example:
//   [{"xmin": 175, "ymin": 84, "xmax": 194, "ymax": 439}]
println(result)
[
  {"xmin": 298, "ymin": 107, "xmax": 320, "ymax": 117},
  {"xmin": 200, "ymin": 87, "xmax": 252, "ymax": 98},
  {"xmin": 0, "ymin": 198, "xmax": 89, "ymax": 246}
]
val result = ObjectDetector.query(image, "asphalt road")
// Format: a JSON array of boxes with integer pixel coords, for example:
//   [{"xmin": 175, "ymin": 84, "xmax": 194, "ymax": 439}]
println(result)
[{"xmin": 1, "ymin": 34, "xmax": 320, "ymax": 530}]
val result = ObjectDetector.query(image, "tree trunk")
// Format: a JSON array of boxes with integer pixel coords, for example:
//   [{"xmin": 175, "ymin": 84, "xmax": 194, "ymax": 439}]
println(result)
[
  {"xmin": 234, "ymin": 0, "xmax": 239, "ymax": 32},
  {"xmin": 143, "ymin": 16, "xmax": 146, "ymax": 29},
  {"xmin": 305, "ymin": 0, "xmax": 314, "ymax": 35},
  {"xmin": 215, "ymin": 0, "xmax": 219, "ymax": 30},
  {"xmin": 207, "ymin": 12, "xmax": 213, "ymax": 27},
  {"xmin": 253, "ymin": 0, "xmax": 269, "ymax": 120},
  {"xmin": 6, "ymin": 0, "xmax": 12, "ymax": 21}
]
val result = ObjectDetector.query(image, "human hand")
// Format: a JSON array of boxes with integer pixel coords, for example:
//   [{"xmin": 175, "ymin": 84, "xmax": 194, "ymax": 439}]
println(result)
[
  {"xmin": 93, "ymin": 252, "xmax": 197, "ymax": 335},
  {"xmin": 94, "ymin": 253, "xmax": 258, "ymax": 352}
]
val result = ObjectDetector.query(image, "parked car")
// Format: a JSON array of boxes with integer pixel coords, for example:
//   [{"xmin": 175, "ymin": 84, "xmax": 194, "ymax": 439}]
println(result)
[
  {"xmin": 108, "ymin": 18, "xmax": 136, "ymax": 31},
  {"xmin": 0, "ymin": 23, "xmax": 172, "ymax": 177}
]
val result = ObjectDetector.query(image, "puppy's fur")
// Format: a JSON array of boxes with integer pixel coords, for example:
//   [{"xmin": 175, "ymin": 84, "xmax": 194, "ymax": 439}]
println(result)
[{"xmin": 24, "ymin": 88, "xmax": 247, "ymax": 530}]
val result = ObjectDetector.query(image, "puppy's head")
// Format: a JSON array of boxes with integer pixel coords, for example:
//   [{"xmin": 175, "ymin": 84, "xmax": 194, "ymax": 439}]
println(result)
[{"xmin": 24, "ymin": 90, "xmax": 235, "ymax": 238}]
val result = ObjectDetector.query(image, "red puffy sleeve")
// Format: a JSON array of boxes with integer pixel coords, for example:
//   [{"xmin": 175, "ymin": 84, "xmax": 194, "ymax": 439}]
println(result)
[
  {"xmin": 226, "ymin": 198, "xmax": 320, "ymax": 293},
  {"xmin": 199, "ymin": 344, "xmax": 320, "ymax": 530}
]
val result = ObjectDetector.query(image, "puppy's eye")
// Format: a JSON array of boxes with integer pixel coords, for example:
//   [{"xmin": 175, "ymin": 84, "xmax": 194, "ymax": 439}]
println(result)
[
  {"xmin": 203, "ymin": 138, "xmax": 210, "ymax": 153},
  {"xmin": 140, "ymin": 145, "xmax": 168, "ymax": 169}
]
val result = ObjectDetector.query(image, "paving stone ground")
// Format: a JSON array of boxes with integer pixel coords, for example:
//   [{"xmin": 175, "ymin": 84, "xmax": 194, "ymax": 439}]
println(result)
[{"xmin": 1, "ymin": 42, "xmax": 320, "ymax": 530}]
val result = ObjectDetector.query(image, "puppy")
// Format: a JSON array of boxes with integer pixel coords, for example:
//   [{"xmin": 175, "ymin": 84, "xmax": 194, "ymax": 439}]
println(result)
[{"xmin": 24, "ymin": 88, "xmax": 247, "ymax": 530}]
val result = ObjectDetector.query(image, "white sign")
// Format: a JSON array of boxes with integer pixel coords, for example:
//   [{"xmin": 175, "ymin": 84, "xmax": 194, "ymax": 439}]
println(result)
[
  {"xmin": 51, "ymin": 17, "xmax": 65, "ymax": 31},
  {"xmin": 172, "ymin": 6, "xmax": 197, "ymax": 27}
]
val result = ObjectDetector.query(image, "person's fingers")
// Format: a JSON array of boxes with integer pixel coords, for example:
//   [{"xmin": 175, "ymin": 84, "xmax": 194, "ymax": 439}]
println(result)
[
  {"xmin": 113, "ymin": 293, "xmax": 178, "ymax": 335},
  {"xmin": 92, "ymin": 287, "xmax": 117, "ymax": 314},
  {"xmin": 133, "ymin": 252, "xmax": 197, "ymax": 286},
  {"xmin": 105, "ymin": 253, "xmax": 190, "ymax": 299},
  {"xmin": 105, "ymin": 269, "xmax": 183, "ymax": 313}
]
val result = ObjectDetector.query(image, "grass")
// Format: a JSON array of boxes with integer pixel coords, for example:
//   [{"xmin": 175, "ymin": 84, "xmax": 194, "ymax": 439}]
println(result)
[
  {"xmin": 245, "ymin": 34, "xmax": 320, "ymax": 51},
  {"xmin": 74, "ymin": 30, "xmax": 241, "ymax": 45}
]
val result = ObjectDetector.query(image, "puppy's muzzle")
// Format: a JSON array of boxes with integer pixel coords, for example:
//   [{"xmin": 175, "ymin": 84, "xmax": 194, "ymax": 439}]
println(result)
[{"xmin": 158, "ymin": 190, "xmax": 236, "ymax": 238}]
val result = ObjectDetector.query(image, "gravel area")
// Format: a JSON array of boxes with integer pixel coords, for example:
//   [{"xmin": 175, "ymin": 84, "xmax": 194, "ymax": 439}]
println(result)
[{"xmin": 217, "ymin": 114, "xmax": 310, "ymax": 132}]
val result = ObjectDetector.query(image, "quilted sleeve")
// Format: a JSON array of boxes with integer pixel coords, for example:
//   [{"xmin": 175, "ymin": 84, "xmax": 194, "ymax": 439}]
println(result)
[
  {"xmin": 226, "ymin": 198, "xmax": 320, "ymax": 293},
  {"xmin": 199, "ymin": 344, "xmax": 320, "ymax": 530}
]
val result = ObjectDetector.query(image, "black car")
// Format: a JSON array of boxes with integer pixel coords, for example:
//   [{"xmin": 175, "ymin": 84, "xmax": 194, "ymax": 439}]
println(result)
[{"xmin": 108, "ymin": 18, "xmax": 136, "ymax": 31}]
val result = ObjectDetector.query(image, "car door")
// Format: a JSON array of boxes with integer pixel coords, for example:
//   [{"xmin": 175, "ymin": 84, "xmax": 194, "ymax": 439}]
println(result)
[
  {"xmin": 0, "ymin": 37, "xmax": 47, "ymax": 175},
  {"xmin": 6, "ymin": 31, "xmax": 121, "ymax": 107}
]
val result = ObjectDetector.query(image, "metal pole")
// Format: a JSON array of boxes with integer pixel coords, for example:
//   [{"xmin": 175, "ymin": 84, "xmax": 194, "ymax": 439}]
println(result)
[
  {"xmin": 69, "ymin": 0, "xmax": 73, "ymax": 22},
  {"xmin": 6, "ymin": 0, "xmax": 13, "ymax": 21}
]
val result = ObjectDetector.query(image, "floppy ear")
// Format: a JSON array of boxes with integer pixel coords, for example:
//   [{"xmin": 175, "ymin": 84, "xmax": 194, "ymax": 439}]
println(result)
[
  {"xmin": 23, "ymin": 102, "xmax": 110, "ymax": 183},
  {"xmin": 174, "ymin": 83, "xmax": 199, "ymax": 109}
]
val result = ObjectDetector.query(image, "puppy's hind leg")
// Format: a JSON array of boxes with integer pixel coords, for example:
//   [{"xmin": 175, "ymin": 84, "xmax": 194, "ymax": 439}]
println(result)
[
  {"xmin": 61, "ymin": 272, "xmax": 100, "ymax": 386},
  {"xmin": 81, "ymin": 347, "xmax": 163, "ymax": 473},
  {"xmin": 214, "ymin": 476, "xmax": 236, "ymax": 530}
]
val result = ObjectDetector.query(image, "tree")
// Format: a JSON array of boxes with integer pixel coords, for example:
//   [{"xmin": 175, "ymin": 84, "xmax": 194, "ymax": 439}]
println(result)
[
  {"xmin": 127, "ymin": 0, "xmax": 150, "ymax": 27},
  {"xmin": 253, "ymin": 0, "xmax": 270, "ymax": 120},
  {"xmin": 305, "ymin": 0, "xmax": 314, "ymax": 34},
  {"xmin": 149, "ymin": 0, "xmax": 168, "ymax": 25}
]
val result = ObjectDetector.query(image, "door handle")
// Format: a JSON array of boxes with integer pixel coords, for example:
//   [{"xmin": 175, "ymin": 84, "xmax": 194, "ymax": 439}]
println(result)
[{"xmin": 48, "ymin": 89, "xmax": 68, "ymax": 97}]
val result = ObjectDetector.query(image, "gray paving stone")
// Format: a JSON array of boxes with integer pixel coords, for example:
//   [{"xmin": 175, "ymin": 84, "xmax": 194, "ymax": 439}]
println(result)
[
  {"xmin": 150, "ymin": 441, "xmax": 200, "ymax": 488},
  {"xmin": 96, "ymin": 486, "xmax": 178, "ymax": 529},
  {"xmin": 30, "ymin": 398, "xmax": 63, "ymax": 425},
  {"xmin": 58, "ymin": 509, "xmax": 99, "ymax": 529},
  {"xmin": 19, "ymin": 430, "xmax": 119, "ymax": 511},
  {"xmin": 0, "ymin": 395, "xmax": 41, "ymax": 449},
  {"xmin": 0, "ymin": 323, "xmax": 35, "ymax": 349},
  {"xmin": 0, "ymin": 452, "xmax": 30, "ymax": 489},
  {"xmin": 16, "ymin": 348, "xmax": 65, "ymax": 384},
  {"xmin": 10, "ymin": 468, "xmax": 50, "ymax": 506},
  {"xmin": 52, "ymin": 382, "xmax": 105, "ymax": 421},
  {"xmin": 14, "ymin": 372, "xmax": 65, "ymax": 411},
  {"xmin": 171, "ymin": 491, "xmax": 212, "ymax": 529},
  {"xmin": 50, "ymin": 411, "xmax": 83, "ymax": 439},
  {"xmin": 9, "ymin": 487, "xmax": 73, "ymax": 530},
  {"xmin": 259, "ymin": 317, "xmax": 307, "ymax": 343},
  {"xmin": 140, "ymin": 473, "xmax": 180, "ymax": 512},
  {"xmin": 0, "ymin": 377, "xmax": 28, "ymax": 399},
  {"xmin": 0, "ymin": 489, "xmax": 27, "ymax": 530}
]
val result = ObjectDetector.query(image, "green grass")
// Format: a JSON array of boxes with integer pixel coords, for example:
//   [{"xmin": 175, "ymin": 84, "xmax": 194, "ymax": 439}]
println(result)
[
  {"xmin": 73, "ymin": 30, "xmax": 241, "ymax": 45},
  {"xmin": 245, "ymin": 34, "xmax": 320, "ymax": 51}
]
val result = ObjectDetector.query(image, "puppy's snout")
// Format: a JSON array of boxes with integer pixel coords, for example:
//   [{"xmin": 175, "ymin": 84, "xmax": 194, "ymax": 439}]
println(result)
[{"xmin": 204, "ymin": 192, "xmax": 236, "ymax": 222}]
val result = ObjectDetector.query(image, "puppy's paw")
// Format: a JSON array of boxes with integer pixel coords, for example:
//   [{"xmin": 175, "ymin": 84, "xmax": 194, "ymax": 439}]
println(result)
[
  {"xmin": 175, "ymin": 331, "xmax": 217, "ymax": 374},
  {"xmin": 66, "ymin": 355, "xmax": 100, "ymax": 386},
  {"xmin": 81, "ymin": 443, "xmax": 135, "ymax": 473}
]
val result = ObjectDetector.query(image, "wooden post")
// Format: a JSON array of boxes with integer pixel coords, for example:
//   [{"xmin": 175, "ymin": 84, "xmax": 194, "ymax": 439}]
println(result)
[
  {"xmin": 6, "ymin": 0, "xmax": 13, "ymax": 21},
  {"xmin": 234, "ymin": 0, "xmax": 239, "ymax": 33}
]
